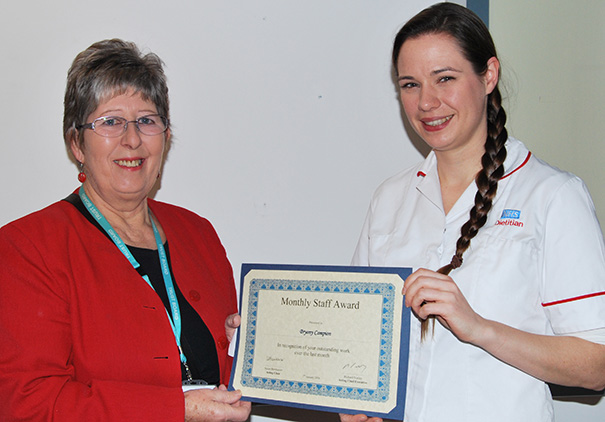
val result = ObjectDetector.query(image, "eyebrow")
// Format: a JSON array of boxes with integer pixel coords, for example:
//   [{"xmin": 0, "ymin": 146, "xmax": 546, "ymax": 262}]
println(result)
[
  {"xmin": 397, "ymin": 66, "xmax": 463, "ymax": 81},
  {"xmin": 432, "ymin": 66, "xmax": 462, "ymax": 75}
]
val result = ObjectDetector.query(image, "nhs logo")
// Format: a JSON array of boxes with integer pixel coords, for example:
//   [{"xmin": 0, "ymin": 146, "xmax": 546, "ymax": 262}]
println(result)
[{"xmin": 501, "ymin": 209, "xmax": 521, "ymax": 219}]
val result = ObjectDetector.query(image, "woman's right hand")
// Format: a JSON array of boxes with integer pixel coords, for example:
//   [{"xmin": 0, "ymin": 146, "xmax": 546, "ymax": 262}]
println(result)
[
  {"xmin": 339, "ymin": 413, "xmax": 383, "ymax": 422},
  {"xmin": 184, "ymin": 385, "xmax": 251, "ymax": 422},
  {"xmin": 403, "ymin": 268, "xmax": 486, "ymax": 344}
]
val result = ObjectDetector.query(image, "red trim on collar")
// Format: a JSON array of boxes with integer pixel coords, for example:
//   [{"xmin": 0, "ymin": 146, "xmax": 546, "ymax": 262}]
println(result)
[
  {"xmin": 416, "ymin": 152, "xmax": 531, "ymax": 180},
  {"xmin": 501, "ymin": 151, "xmax": 532, "ymax": 180},
  {"xmin": 415, "ymin": 151, "xmax": 530, "ymax": 180},
  {"xmin": 542, "ymin": 291, "xmax": 605, "ymax": 307}
]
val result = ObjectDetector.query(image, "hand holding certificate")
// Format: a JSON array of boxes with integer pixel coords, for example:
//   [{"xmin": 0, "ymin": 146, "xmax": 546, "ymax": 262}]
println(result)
[{"xmin": 229, "ymin": 264, "xmax": 412, "ymax": 419}]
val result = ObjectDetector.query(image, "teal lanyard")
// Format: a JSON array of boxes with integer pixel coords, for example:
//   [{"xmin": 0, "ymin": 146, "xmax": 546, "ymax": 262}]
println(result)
[{"xmin": 79, "ymin": 187, "xmax": 193, "ymax": 381}]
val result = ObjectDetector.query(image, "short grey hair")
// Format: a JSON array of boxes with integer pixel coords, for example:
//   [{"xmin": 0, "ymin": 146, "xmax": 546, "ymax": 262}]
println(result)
[{"xmin": 63, "ymin": 39, "xmax": 170, "ymax": 154}]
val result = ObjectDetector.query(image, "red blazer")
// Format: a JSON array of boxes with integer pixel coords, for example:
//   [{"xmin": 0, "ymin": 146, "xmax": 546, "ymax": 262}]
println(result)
[{"xmin": 0, "ymin": 195, "xmax": 238, "ymax": 421}]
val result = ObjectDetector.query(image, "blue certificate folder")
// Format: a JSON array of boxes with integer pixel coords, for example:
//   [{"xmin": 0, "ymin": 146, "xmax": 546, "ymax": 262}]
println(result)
[{"xmin": 229, "ymin": 263, "xmax": 412, "ymax": 420}]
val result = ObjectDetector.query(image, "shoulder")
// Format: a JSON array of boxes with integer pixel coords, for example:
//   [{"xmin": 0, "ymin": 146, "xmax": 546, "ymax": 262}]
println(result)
[
  {"xmin": 505, "ymin": 137, "xmax": 586, "ymax": 197},
  {"xmin": 147, "ymin": 199, "xmax": 222, "ymax": 242},
  {"xmin": 148, "ymin": 200, "xmax": 234, "ymax": 285},
  {"xmin": 1, "ymin": 199, "xmax": 79, "ymax": 239},
  {"xmin": 0, "ymin": 198, "xmax": 93, "ymax": 278},
  {"xmin": 148, "ymin": 199, "xmax": 212, "ymax": 226},
  {"xmin": 507, "ymin": 137, "xmax": 575, "ymax": 180},
  {"xmin": 501, "ymin": 139, "xmax": 599, "ymax": 237},
  {"xmin": 529, "ymin": 156, "xmax": 582, "ymax": 189}
]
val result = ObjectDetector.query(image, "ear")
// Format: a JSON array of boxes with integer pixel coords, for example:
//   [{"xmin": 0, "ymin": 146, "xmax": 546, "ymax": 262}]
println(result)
[
  {"xmin": 163, "ymin": 128, "xmax": 172, "ymax": 153},
  {"xmin": 484, "ymin": 56, "xmax": 500, "ymax": 95},
  {"xmin": 69, "ymin": 131, "xmax": 85, "ymax": 164}
]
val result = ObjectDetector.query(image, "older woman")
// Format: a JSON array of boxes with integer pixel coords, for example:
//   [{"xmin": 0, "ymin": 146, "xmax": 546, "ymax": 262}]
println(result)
[{"xmin": 0, "ymin": 39, "xmax": 250, "ymax": 422}]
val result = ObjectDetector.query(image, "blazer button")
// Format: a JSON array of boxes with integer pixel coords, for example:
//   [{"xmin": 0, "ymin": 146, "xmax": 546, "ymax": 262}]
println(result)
[
  {"xmin": 188, "ymin": 290, "xmax": 201, "ymax": 302},
  {"xmin": 218, "ymin": 336, "xmax": 229, "ymax": 350}
]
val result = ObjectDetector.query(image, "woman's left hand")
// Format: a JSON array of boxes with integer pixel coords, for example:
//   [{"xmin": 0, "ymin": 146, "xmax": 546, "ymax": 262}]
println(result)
[{"xmin": 403, "ymin": 268, "xmax": 486, "ymax": 344}]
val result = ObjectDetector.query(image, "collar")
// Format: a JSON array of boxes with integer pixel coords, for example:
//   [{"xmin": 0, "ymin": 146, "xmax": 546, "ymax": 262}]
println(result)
[{"xmin": 414, "ymin": 137, "xmax": 533, "ymax": 211}]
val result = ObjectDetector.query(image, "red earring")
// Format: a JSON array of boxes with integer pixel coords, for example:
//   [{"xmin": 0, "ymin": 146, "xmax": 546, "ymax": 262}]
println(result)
[{"xmin": 78, "ymin": 163, "xmax": 86, "ymax": 183}]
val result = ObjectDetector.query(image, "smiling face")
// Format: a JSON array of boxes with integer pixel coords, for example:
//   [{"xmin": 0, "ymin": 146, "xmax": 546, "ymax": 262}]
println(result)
[
  {"xmin": 70, "ymin": 90, "xmax": 170, "ymax": 209},
  {"xmin": 396, "ymin": 33, "xmax": 499, "ymax": 156}
]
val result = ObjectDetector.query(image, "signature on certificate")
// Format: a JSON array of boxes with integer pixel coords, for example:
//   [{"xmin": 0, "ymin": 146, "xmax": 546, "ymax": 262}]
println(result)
[{"xmin": 342, "ymin": 362, "xmax": 367, "ymax": 373}]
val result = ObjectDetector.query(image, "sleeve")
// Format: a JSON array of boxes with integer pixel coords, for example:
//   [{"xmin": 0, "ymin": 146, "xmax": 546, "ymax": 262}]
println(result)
[
  {"xmin": 540, "ymin": 177, "xmax": 605, "ymax": 334},
  {"xmin": 0, "ymin": 224, "xmax": 185, "ymax": 422}
]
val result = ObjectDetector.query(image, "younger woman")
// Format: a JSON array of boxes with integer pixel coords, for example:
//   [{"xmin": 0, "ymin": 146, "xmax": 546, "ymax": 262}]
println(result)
[{"xmin": 345, "ymin": 3, "xmax": 605, "ymax": 421}]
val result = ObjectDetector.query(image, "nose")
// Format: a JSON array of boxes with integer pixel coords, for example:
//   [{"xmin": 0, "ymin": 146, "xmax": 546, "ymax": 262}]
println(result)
[
  {"xmin": 120, "ymin": 121, "xmax": 143, "ymax": 149},
  {"xmin": 418, "ymin": 86, "xmax": 440, "ymax": 112}
]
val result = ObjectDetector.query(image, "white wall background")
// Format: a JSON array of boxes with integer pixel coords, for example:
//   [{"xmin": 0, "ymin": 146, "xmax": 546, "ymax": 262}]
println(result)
[{"xmin": 1, "ymin": 1, "xmax": 602, "ymax": 421}]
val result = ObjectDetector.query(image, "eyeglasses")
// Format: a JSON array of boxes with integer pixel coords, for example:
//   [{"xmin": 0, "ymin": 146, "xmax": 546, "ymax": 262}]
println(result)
[{"xmin": 77, "ymin": 114, "xmax": 169, "ymax": 137}]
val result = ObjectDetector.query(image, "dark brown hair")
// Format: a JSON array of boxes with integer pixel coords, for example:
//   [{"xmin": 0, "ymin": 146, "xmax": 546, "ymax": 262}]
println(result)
[{"xmin": 393, "ymin": 3, "xmax": 508, "ymax": 340}]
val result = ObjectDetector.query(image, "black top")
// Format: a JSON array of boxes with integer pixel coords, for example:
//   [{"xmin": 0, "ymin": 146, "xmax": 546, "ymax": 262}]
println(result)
[{"xmin": 64, "ymin": 193, "xmax": 219, "ymax": 384}]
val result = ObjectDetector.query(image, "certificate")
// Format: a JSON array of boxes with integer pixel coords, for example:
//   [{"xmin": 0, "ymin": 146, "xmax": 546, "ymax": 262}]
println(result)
[{"xmin": 229, "ymin": 264, "xmax": 412, "ymax": 419}]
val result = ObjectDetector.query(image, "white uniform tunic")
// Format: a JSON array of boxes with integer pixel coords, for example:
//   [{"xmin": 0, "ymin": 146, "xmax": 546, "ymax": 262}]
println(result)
[{"xmin": 352, "ymin": 137, "xmax": 605, "ymax": 422}]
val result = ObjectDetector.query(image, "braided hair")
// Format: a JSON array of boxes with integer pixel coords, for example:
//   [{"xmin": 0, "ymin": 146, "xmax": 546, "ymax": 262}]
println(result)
[{"xmin": 392, "ymin": 3, "xmax": 508, "ymax": 340}]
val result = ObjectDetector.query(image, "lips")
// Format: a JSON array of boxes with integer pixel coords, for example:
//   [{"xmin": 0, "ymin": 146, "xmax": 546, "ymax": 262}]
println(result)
[
  {"xmin": 422, "ymin": 115, "xmax": 453, "ymax": 131},
  {"xmin": 425, "ymin": 115, "xmax": 453, "ymax": 126},
  {"xmin": 114, "ymin": 159, "xmax": 144, "ymax": 168}
]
